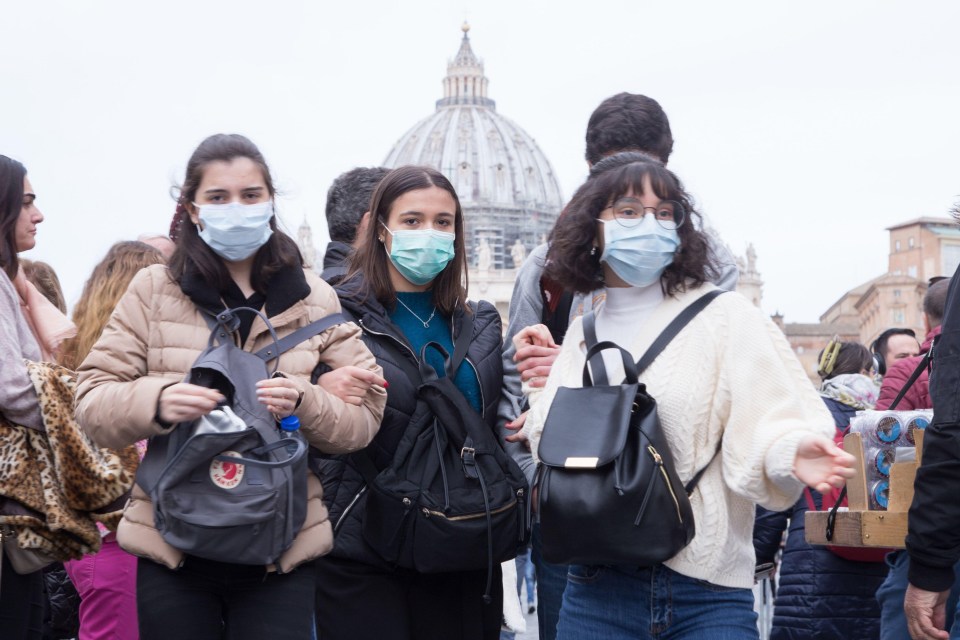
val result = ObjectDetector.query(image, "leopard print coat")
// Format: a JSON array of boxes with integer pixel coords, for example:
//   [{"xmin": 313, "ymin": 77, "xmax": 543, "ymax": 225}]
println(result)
[{"xmin": 0, "ymin": 361, "xmax": 138, "ymax": 559}]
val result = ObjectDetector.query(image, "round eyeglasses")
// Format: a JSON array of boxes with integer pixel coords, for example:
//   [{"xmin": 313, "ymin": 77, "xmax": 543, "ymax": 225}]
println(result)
[{"xmin": 606, "ymin": 197, "xmax": 685, "ymax": 230}]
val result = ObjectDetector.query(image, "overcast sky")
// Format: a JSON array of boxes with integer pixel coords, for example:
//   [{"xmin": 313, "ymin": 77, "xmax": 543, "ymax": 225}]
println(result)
[{"xmin": 4, "ymin": 0, "xmax": 959, "ymax": 322}]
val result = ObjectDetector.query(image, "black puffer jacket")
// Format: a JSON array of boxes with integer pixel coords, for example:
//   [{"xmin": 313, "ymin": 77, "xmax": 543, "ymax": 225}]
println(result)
[
  {"xmin": 754, "ymin": 397, "xmax": 887, "ymax": 640},
  {"xmin": 316, "ymin": 280, "xmax": 503, "ymax": 567}
]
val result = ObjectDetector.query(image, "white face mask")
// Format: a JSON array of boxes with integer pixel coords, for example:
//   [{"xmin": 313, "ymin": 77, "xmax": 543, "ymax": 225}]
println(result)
[{"xmin": 194, "ymin": 201, "xmax": 275, "ymax": 262}]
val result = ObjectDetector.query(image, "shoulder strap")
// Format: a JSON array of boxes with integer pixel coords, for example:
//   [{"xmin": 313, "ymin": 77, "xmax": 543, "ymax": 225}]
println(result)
[
  {"xmin": 888, "ymin": 349, "xmax": 932, "ymax": 410},
  {"xmin": 450, "ymin": 308, "xmax": 475, "ymax": 378},
  {"xmin": 636, "ymin": 290, "xmax": 725, "ymax": 375},
  {"xmin": 253, "ymin": 313, "xmax": 346, "ymax": 363},
  {"xmin": 581, "ymin": 311, "xmax": 608, "ymax": 385}
]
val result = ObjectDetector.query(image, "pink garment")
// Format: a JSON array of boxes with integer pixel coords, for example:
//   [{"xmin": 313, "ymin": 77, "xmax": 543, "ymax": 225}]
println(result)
[
  {"xmin": 12, "ymin": 267, "xmax": 76, "ymax": 360},
  {"xmin": 64, "ymin": 533, "xmax": 139, "ymax": 640}
]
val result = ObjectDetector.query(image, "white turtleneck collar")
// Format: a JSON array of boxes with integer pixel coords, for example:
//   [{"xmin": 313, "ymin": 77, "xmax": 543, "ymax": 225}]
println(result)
[{"xmin": 591, "ymin": 283, "xmax": 666, "ymax": 377}]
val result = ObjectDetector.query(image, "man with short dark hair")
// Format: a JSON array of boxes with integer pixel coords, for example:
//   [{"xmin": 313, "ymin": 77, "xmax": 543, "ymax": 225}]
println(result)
[
  {"xmin": 873, "ymin": 328, "xmax": 921, "ymax": 375},
  {"xmin": 321, "ymin": 166, "xmax": 390, "ymax": 284},
  {"xmin": 584, "ymin": 92, "xmax": 674, "ymax": 165}
]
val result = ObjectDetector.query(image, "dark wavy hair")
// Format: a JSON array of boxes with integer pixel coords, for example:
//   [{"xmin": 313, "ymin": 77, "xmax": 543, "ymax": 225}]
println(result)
[
  {"xmin": 545, "ymin": 160, "xmax": 716, "ymax": 295},
  {"xmin": 168, "ymin": 134, "xmax": 302, "ymax": 292},
  {"xmin": 345, "ymin": 165, "xmax": 468, "ymax": 315},
  {"xmin": 0, "ymin": 156, "xmax": 27, "ymax": 279}
]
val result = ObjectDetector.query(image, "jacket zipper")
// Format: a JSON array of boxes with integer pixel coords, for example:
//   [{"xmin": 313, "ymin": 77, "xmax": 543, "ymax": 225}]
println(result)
[
  {"xmin": 647, "ymin": 445, "xmax": 683, "ymax": 524},
  {"xmin": 334, "ymin": 485, "xmax": 368, "ymax": 535},
  {"xmin": 358, "ymin": 318, "xmax": 419, "ymax": 363},
  {"xmin": 421, "ymin": 499, "xmax": 517, "ymax": 521}
]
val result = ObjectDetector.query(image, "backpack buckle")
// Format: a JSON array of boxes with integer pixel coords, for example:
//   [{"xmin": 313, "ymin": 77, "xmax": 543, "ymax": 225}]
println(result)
[{"xmin": 461, "ymin": 447, "xmax": 478, "ymax": 479}]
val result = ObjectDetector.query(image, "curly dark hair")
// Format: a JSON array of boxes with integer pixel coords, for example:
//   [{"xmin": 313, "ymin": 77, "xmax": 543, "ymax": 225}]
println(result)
[{"xmin": 545, "ymin": 160, "xmax": 717, "ymax": 295}]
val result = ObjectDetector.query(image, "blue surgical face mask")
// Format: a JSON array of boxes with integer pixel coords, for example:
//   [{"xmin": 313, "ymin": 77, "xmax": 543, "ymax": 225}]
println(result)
[
  {"xmin": 600, "ymin": 215, "xmax": 680, "ymax": 288},
  {"xmin": 194, "ymin": 201, "xmax": 275, "ymax": 262},
  {"xmin": 381, "ymin": 223, "xmax": 456, "ymax": 286}
]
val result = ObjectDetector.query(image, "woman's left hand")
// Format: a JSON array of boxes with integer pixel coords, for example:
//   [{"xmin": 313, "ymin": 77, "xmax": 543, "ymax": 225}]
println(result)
[
  {"xmin": 256, "ymin": 377, "xmax": 302, "ymax": 419},
  {"xmin": 793, "ymin": 434, "xmax": 856, "ymax": 493}
]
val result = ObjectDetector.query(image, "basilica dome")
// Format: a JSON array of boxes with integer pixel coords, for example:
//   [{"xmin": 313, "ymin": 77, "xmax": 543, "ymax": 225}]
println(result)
[{"xmin": 384, "ymin": 24, "xmax": 563, "ymax": 270}]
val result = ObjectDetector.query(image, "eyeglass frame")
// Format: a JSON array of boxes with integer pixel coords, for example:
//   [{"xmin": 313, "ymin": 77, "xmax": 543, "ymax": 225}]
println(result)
[{"xmin": 600, "ymin": 196, "xmax": 686, "ymax": 230}]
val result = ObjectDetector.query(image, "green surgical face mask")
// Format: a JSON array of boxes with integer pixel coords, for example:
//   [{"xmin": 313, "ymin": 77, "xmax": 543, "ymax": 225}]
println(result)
[{"xmin": 381, "ymin": 223, "xmax": 456, "ymax": 286}]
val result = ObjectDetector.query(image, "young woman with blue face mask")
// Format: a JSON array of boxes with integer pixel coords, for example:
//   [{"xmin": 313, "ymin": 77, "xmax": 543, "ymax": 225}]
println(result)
[
  {"xmin": 514, "ymin": 160, "xmax": 855, "ymax": 640},
  {"xmin": 74, "ymin": 134, "xmax": 387, "ymax": 640},
  {"xmin": 313, "ymin": 165, "xmax": 506, "ymax": 640}
]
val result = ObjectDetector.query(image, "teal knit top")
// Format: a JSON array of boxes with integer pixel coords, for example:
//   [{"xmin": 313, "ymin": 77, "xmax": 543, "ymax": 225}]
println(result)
[{"xmin": 390, "ymin": 291, "xmax": 482, "ymax": 413}]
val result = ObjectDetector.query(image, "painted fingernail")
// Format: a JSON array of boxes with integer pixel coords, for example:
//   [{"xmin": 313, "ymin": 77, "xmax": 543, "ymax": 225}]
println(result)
[{"xmin": 383, "ymin": 381, "xmax": 389, "ymax": 388}]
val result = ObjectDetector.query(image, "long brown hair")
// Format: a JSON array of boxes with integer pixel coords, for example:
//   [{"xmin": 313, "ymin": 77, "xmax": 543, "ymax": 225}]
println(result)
[
  {"xmin": 167, "ymin": 134, "xmax": 302, "ymax": 292},
  {"xmin": 345, "ymin": 165, "xmax": 468, "ymax": 315},
  {"xmin": 0, "ymin": 156, "xmax": 27, "ymax": 279},
  {"xmin": 20, "ymin": 260, "xmax": 66, "ymax": 313},
  {"xmin": 60, "ymin": 241, "xmax": 165, "ymax": 370}
]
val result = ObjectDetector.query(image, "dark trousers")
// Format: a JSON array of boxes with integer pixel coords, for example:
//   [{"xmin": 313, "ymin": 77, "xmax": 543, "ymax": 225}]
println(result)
[
  {"xmin": 315, "ymin": 555, "xmax": 502, "ymax": 640},
  {"xmin": 137, "ymin": 556, "xmax": 315, "ymax": 640},
  {"xmin": 0, "ymin": 553, "xmax": 44, "ymax": 640}
]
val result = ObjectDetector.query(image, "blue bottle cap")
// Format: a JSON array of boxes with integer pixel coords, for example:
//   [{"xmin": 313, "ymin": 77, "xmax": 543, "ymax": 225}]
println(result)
[{"xmin": 280, "ymin": 415, "xmax": 301, "ymax": 432}]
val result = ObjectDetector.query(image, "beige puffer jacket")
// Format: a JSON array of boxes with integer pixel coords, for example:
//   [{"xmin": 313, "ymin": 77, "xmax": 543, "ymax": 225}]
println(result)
[{"xmin": 75, "ymin": 264, "xmax": 386, "ymax": 572}]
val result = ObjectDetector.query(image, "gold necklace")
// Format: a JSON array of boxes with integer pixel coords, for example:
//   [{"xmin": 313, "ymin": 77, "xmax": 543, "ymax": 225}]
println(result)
[{"xmin": 397, "ymin": 297, "xmax": 437, "ymax": 328}]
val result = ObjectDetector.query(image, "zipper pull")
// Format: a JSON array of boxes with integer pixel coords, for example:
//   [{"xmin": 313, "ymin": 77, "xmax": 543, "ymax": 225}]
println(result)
[{"xmin": 647, "ymin": 445, "xmax": 663, "ymax": 465}]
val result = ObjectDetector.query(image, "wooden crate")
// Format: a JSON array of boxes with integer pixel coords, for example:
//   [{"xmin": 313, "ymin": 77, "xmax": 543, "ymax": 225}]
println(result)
[{"xmin": 804, "ymin": 430, "xmax": 922, "ymax": 549}]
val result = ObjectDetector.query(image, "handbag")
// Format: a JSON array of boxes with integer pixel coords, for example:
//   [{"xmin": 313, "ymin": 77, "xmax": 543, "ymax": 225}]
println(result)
[
  {"xmin": 1, "ymin": 525, "xmax": 56, "ymax": 575},
  {"xmin": 536, "ymin": 290, "xmax": 724, "ymax": 566}
]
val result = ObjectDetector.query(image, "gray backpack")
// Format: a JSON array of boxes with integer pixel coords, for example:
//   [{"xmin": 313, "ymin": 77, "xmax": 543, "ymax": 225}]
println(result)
[{"xmin": 136, "ymin": 307, "xmax": 344, "ymax": 567}]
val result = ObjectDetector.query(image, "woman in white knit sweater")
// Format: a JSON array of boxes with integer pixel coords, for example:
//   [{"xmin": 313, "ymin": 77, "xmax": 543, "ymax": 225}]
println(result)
[{"xmin": 514, "ymin": 159, "xmax": 855, "ymax": 640}]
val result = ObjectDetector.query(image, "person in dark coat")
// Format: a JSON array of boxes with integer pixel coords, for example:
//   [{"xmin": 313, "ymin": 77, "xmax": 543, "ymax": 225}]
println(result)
[
  {"xmin": 314, "ymin": 166, "xmax": 505, "ymax": 640},
  {"xmin": 754, "ymin": 339, "xmax": 887, "ymax": 640}
]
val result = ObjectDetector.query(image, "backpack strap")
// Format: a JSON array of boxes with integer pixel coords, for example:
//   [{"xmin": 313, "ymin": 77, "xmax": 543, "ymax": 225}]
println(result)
[
  {"xmin": 253, "ymin": 313, "xmax": 346, "ymax": 363},
  {"xmin": 888, "ymin": 349, "xmax": 933, "ymax": 410},
  {"xmin": 581, "ymin": 311, "xmax": 609, "ymax": 386},
  {"xmin": 635, "ymin": 289, "xmax": 725, "ymax": 375}
]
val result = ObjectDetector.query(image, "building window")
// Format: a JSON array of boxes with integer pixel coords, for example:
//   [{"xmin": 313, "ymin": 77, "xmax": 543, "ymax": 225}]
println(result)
[
  {"xmin": 908, "ymin": 266, "xmax": 917, "ymax": 278},
  {"xmin": 895, "ymin": 240, "xmax": 901, "ymax": 252},
  {"xmin": 894, "ymin": 289, "xmax": 901, "ymax": 297},
  {"xmin": 909, "ymin": 237, "xmax": 915, "ymax": 248},
  {"xmin": 894, "ymin": 310, "xmax": 905, "ymax": 323},
  {"xmin": 796, "ymin": 346, "xmax": 804, "ymax": 355}
]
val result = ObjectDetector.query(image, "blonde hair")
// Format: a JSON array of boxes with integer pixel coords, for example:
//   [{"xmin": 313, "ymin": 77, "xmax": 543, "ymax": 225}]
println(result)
[
  {"xmin": 60, "ymin": 241, "xmax": 164, "ymax": 370},
  {"xmin": 20, "ymin": 259, "xmax": 67, "ymax": 313}
]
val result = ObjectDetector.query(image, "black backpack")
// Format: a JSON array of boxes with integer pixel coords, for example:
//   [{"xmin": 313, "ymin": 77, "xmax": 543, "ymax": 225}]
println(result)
[
  {"xmin": 136, "ymin": 307, "xmax": 344, "ymax": 567},
  {"xmin": 354, "ymin": 311, "xmax": 529, "ymax": 602}
]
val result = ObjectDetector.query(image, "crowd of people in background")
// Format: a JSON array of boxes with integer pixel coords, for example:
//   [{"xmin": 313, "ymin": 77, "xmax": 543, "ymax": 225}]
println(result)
[{"xmin": 1, "ymin": 91, "xmax": 959, "ymax": 640}]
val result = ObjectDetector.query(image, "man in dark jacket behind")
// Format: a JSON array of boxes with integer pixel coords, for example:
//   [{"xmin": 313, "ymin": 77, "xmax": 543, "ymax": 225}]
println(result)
[
  {"xmin": 905, "ymin": 238, "xmax": 960, "ymax": 638},
  {"xmin": 320, "ymin": 166, "xmax": 389, "ymax": 284},
  {"xmin": 874, "ymin": 278, "xmax": 958, "ymax": 640}
]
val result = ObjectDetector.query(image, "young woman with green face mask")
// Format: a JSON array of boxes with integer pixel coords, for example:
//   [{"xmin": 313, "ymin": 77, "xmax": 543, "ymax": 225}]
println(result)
[{"xmin": 314, "ymin": 165, "xmax": 506, "ymax": 640}]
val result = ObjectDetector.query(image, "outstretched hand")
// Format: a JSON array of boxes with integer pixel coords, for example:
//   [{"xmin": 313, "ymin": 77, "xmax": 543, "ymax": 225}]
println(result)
[{"xmin": 793, "ymin": 433, "xmax": 856, "ymax": 492}]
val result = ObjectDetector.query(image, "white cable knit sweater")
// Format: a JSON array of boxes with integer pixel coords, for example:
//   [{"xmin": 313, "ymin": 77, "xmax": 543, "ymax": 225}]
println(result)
[{"xmin": 521, "ymin": 284, "xmax": 834, "ymax": 588}]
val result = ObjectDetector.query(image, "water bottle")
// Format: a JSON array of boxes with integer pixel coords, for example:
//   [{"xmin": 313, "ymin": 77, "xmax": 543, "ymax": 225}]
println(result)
[{"xmin": 279, "ymin": 415, "xmax": 303, "ymax": 455}]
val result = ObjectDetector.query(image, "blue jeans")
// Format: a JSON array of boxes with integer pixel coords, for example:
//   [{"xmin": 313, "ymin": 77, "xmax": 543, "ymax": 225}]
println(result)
[
  {"xmin": 877, "ymin": 551, "xmax": 960, "ymax": 640},
  {"xmin": 530, "ymin": 522, "xmax": 568, "ymax": 640},
  {"xmin": 556, "ymin": 564, "xmax": 758, "ymax": 640}
]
